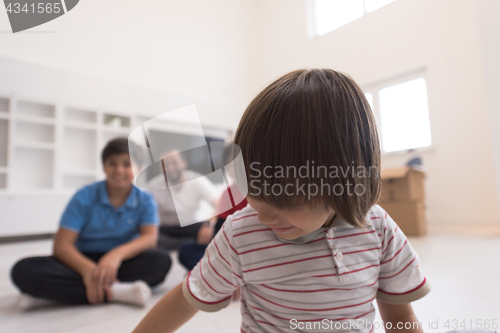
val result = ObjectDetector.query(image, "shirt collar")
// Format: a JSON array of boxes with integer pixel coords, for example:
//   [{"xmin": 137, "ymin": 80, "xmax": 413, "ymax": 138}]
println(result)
[
  {"xmin": 276, "ymin": 213, "xmax": 353, "ymax": 244},
  {"xmin": 99, "ymin": 181, "xmax": 138, "ymax": 209}
]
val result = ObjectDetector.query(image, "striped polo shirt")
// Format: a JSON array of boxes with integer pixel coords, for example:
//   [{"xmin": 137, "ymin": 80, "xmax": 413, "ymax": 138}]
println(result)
[{"xmin": 182, "ymin": 204, "xmax": 431, "ymax": 333}]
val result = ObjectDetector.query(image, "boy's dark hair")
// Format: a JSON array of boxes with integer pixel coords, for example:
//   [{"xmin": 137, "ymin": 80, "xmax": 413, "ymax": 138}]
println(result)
[
  {"xmin": 234, "ymin": 68, "xmax": 381, "ymax": 228},
  {"xmin": 101, "ymin": 137, "xmax": 143, "ymax": 166}
]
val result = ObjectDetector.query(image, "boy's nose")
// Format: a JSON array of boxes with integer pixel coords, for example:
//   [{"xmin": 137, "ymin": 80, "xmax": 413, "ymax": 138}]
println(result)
[{"xmin": 115, "ymin": 166, "xmax": 127, "ymax": 174}]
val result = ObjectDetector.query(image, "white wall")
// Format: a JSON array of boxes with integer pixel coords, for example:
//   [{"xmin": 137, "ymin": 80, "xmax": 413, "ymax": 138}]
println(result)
[
  {"xmin": 254, "ymin": 0, "xmax": 500, "ymax": 226},
  {"xmin": 0, "ymin": 0, "xmax": 262, "ymax": 128},
  {"xmin": 476, "ymin": 0, "xmax": 500, "ymax": 222}
]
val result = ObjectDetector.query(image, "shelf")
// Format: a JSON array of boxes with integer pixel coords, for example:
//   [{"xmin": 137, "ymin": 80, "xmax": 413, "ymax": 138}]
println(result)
[
  {"xmin": 63, "ymin": 127, "xmax": 97, "ymax": 171},
  {"xmin": 0, "ymin": 166, "xmax": 7, "ymax": 173},
  {"xmin": 63, "ymin": 169, "xmax": 97, "ymax": 177},
  {"xmin": 0, "ymin": 113, "xmax": 9, "ymax": 120},
  {"xmin": 101, "ymin": 130, "xmax": 131, "ymax": 145},
  {"xmin": 65, "ymin": 107, "xmax": 97, "ymax": 124},
  {"xmin": 135, "ymin": 116, "xmax": 151, "ymax": 125},
  {"xmin": 17, "ymin": 100, "xmax": 55, "ymax": 119},
  {"xmin": 16, "ymin": 121, "xmax": 55, "ymax": 144},
  {"xmin": 0, "ymin": 97, "xmax": 8, "ymax": 114},
  {"xmin": 63, "ymin": 174, "xmax": 96, "ymax": 190},
  {"xmin": 0, "ymin": 119, "xmax": 8, "ymax": 167},
  {"xmin": 11, "ymin": 147, "xmax": 54, "ymax": 189},
  {"xmin": 15, "ymin": 141, "xmax": 55, "ymax": 150},
  {"xmin": 16, "ymin": 114, "xmax": 56, "ymax": 125},
  {"xmin": 101, "ymin": 125, "xmax": 131, "ymax": 134},
  {"xmin": 0, "ymin": 174, "xmax": 5, "ymax": 189},
  {"xmin": 64, "ymin": 121, "xmax": 98, "ymax": 130},
  {"xmin": 103, "ymin": 113, "xmax": 131, "ymax": 129}
]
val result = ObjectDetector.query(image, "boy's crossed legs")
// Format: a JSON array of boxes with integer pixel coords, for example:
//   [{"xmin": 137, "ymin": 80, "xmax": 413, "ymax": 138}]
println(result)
[{"xmin": 11, "ymin": 249, "xmax": 171, "ymax": 307}]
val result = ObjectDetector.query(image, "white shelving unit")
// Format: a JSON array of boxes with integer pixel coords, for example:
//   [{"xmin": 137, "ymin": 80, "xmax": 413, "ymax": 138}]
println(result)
[
  {"xmin": 0, "ymin": 96, "xmax": 137, "ymax": 192},
  {"xmin": 0, "ymin": 57, "xmax": 236, "ymax": 238},
  {"xmin": 0, "ymin": 96, "xmax": 9, "ymax": 190}
]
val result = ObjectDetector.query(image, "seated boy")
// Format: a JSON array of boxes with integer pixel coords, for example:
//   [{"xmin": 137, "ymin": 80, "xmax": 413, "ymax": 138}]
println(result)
[
  {"xmin": 132, "ymin": 69, "xmax": 431, "ymax": 332},
  {"xmin": 11, "ymin": 138, "xmax": 171, "ymax": 308}
]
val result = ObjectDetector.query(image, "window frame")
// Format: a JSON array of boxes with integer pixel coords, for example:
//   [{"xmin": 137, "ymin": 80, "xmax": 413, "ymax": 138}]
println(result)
[
  {"xmin": 362, "ymin": 70, "xmax": 434, "ymax": 156},
  {"xmin": 307, "ymin": 0, "xmax": 398, "ymax": 38}
]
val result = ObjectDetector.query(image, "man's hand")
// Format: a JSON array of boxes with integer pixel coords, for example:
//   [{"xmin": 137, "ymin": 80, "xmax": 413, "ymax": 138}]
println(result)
[
  {"xmin": 196, "ymin": 224, "xmax": 214, "ymax": 245},
  {"xmin": 94, "ymin": 250, "xmax": 123, "ymax": 289}
]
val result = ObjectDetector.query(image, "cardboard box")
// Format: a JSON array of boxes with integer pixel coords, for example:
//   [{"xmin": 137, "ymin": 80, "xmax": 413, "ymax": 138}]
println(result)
[
  {"xmin": 378, "ymin": 167, "xmax": 427, "ymax": 236},
  {"xmin": 380, "ymin": 202, "xmax": 427, "ymax": 236},
  {"xmin": 379, "ymin": 167, "xmax": 425, "ymax": 203}
]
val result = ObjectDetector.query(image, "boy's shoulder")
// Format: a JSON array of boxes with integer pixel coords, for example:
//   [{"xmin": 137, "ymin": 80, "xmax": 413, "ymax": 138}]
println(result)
[
  {"xmin": 132, "ymin": 183, "xmax": 155, "ymax": 202},
  {"xmin": 223, "ymin": 204, "xmax": 279, "ymax": 243},
  {"xmin": 72, "ymin": 180, "xmax": 104, "ymax": 202},
  {"xmin": 366, "ymin": 204, "xmax": 390, "ymax": 227}
]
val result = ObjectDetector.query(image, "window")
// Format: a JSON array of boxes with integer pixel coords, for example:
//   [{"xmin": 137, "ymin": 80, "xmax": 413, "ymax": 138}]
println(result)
[
  {"xmin": 364, "ymin": 0, "xmax": 397, "ymax": 13},
  {"xmin": 364, "ymin": 77, "xmax": 432, "ymax": 153},
  {"xmin": 312, "ymin": 0, "xmax": 397, "ymax": 36}
]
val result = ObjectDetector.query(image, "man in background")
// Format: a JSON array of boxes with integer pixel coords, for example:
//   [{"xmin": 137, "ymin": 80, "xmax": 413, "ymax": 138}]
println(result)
[{"xmin": 147, "ymin": 149, "xmax": 218, "ymax": 251}]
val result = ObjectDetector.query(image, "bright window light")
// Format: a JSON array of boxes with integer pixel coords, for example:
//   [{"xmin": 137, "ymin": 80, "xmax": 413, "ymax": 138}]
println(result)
[
  {"xmin": 364, "ymin": 0, "xmax": 397, "ymax": 13},
  {"xmin": 364, "ymin": 92, "xmax": 374, "ymax": 110},
  {"xmin": 312, "ymin": 0, "xmax": 398, "ymax": 36},
  {"xmin": 313, "ymin": 0, "xmax": 364, "ymax": 36},
  {"xmin": 378, "ymin": 78, "xmax": 431, "ymax": 152}
]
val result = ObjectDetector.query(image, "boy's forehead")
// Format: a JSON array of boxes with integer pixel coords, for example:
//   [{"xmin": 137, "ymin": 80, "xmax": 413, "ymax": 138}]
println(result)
[{"xmin": 105, "ymin": 153, "xmax": 130, "ymax": 162}]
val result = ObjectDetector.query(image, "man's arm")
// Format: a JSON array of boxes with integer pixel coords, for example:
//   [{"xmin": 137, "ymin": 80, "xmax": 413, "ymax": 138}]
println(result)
[
  {"xmin": 197, "ymin": 216, "xmax": 218, "ymax": 244},
  {"xmin": 377, "ymin": 300, "xmax": 424, "ymax": 333},
  {"xmin": 132, "ymin": 282, "xmax": 198, "ymax": 333},
  {"xmin": 196, "ymin": 182, "xmax": 220, "ymax": 244}
]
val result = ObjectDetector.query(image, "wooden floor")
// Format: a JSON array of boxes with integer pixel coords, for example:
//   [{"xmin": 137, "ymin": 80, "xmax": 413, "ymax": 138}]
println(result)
[{"xmin": 0, "ymin": 228, "xmax": 499, "ymax": 333}]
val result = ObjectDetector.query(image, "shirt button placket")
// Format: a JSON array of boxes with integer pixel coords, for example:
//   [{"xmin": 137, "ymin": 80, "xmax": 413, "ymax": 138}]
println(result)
[
  {"xmin": 326, "ymin": 229, "xmax": 339, "ymax": 276},
  {"xmin": 326, "ymin": 229, "xmax": 335, "ymax": 249}
]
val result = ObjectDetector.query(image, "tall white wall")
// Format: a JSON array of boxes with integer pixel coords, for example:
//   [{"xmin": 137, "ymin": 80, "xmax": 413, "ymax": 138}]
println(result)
[
  {"xmin": 476, "ymin": 0, "xmax": 500, "ymax": 223},
  {"xmin": 254, "ymin": 0, "xmax": 500, "ymax": 226},
  {"xmin": 0, "ymin": 0, "xmax": 262, "ymax": 128}
]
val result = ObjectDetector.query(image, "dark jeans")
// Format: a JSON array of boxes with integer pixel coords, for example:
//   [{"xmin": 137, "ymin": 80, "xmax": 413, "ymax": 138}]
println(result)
[
  {"xmin": 178, "ymin": 217, "xmax": 225, "ymax": 270},
  {"xmin": 10, "ymin": 249, "xmax": 171, "ymax": 304},
  {"xmin": 158, "ymin": 223, "xmax": 203, "ymax": 251}
]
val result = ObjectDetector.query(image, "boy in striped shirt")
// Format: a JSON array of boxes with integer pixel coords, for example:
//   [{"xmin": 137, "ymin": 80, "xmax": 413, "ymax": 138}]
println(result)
[{"xmin": 133, "ymin": 69, "xmax": 431, "ymax": 332}]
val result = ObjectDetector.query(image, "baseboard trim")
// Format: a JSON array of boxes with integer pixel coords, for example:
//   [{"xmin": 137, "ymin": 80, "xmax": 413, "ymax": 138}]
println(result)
[
  {"xmin": 0, "ymin": 233, "xmax": 54, "ymax": 244},
  {"xmin": 427, "ymin": 223, "xmax": 500, "ymax": 236}
]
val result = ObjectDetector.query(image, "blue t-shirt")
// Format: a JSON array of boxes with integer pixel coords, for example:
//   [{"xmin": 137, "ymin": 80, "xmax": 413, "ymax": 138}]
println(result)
[{"xmin": 59, "ymin": 181, "xmax": 159, "ymax": 253}]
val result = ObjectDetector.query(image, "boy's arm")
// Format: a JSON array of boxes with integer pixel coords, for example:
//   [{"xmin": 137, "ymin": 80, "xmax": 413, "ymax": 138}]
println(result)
[
  {"xmin": 53, "ymin": 228, "xmax": 96, "ymax": 276},
  {"xmin": 132, "ymin": 282, "xmax": 198, "ymax": 333},
  {"xmin": 104, "ymin": 225, "xmax": 158, "ymax": 260},
  {"xmin": 53, "ymin": 228, "xmax": 104, "ymax": 304},
  {"xmin": 377, "ymin": 300, "xmax": 424, "ymax": 333}
]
